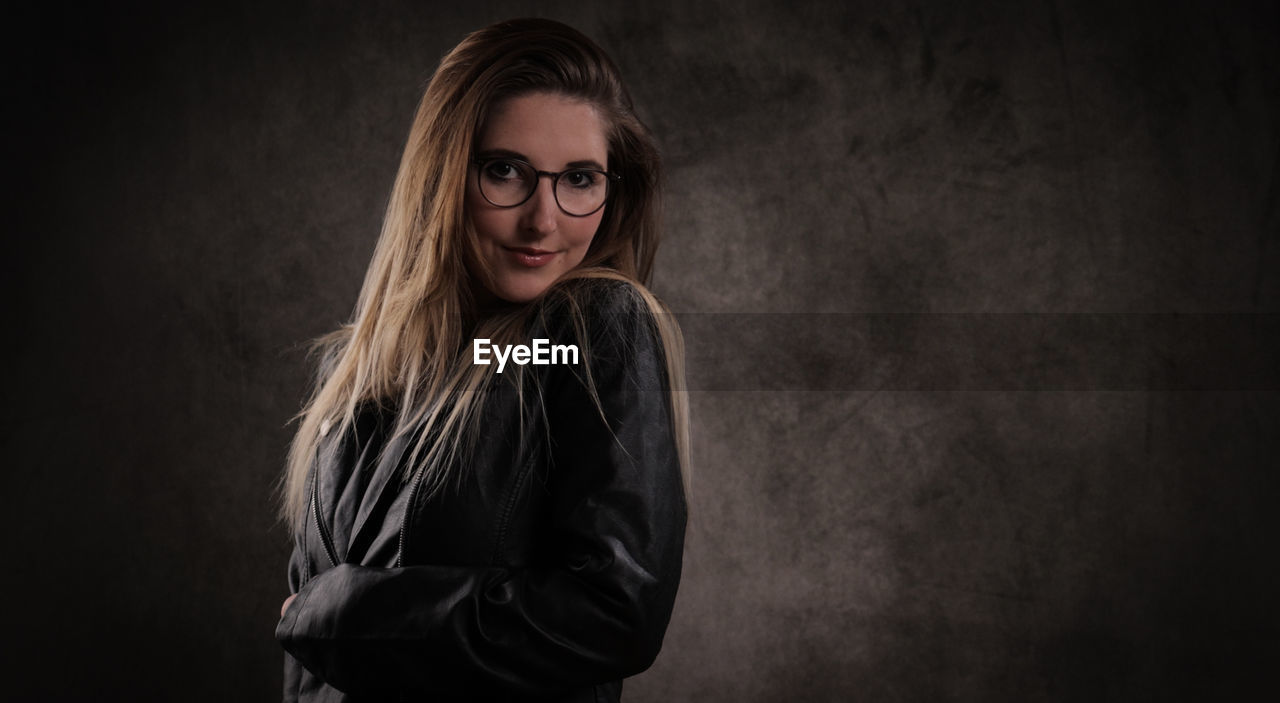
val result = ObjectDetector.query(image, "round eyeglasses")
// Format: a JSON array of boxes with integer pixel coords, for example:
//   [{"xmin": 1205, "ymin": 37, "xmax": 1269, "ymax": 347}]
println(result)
[{"xmin": 472, "ymin": 157, "xmax": 620, "ymax": 217}]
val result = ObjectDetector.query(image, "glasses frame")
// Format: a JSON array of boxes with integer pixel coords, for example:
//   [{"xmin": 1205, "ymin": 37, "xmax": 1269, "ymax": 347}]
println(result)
[{"xmin": 471, "ymin": 157, "xmax": 622, "ymax": 218}]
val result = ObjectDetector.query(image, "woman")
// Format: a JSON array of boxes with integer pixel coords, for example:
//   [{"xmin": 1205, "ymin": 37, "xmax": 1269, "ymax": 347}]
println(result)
[{"xmin": 274, "ymin": 18, "xmax": 689, "ymax": 703}]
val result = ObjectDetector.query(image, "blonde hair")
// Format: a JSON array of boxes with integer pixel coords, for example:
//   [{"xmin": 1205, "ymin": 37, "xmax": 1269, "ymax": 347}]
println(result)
[{"xmin": 278, "ymin": 18, "xmax": 688, "ymax": 526}]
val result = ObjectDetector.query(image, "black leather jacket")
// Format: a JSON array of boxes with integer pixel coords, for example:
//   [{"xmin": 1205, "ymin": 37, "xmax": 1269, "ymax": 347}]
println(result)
[{"xmin": 276, "ymin": 280, "xmax": 687, "ymax": 702}]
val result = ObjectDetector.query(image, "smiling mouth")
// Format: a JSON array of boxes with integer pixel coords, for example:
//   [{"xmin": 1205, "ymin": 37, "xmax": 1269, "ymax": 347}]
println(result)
[{"xmin": 504, "ymin": 246, "xmax": 558, "ymax": 268}]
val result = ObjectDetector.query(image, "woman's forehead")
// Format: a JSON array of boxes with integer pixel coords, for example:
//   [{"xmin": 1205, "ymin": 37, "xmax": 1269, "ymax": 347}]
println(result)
[{"xmin": 477, "ymin": 92, "xmax": 609, "ymax": 170}]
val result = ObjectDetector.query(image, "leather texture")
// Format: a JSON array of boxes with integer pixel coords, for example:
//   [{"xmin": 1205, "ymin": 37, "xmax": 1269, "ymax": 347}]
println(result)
[{"xmin": 276, "ymin": 279, "xmax": 687, "ymax": 702}]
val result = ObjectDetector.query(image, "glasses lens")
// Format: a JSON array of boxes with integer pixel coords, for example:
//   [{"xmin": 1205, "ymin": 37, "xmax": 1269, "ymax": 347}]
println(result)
[
  {"xmin": 556, "ymin": 169, "xmax": 609, "ymax": 216},
  {"xmin": 478, "ymin": 159, "xmax": 535, "ymax": 207}
]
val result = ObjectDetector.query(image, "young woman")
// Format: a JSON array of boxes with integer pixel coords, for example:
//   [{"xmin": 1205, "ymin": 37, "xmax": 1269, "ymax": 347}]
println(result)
[{"xmin": 274, "ymin": 18, "xmax": 689, "ymax": 703}]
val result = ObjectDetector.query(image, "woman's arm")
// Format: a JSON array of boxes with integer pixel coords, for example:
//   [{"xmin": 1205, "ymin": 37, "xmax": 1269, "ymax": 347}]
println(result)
[
  {"xmin": 282, "ymin": 539, "xmax": 305, "ymax": 703},
  {"xmin": 275, "ymin": 281, "xmax": 687, "ymax": 698}
]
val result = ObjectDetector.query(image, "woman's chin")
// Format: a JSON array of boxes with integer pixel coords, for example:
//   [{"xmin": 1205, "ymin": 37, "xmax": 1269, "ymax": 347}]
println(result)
[{"xmin": 488, "ymin": 276, "xmax": 556, "ymax": 304}]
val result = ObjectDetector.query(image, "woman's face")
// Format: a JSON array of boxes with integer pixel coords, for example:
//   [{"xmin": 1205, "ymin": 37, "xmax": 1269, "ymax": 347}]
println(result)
[{"xmin": 466, "ymin": 92, "xmax": 610, "ymax": 304}]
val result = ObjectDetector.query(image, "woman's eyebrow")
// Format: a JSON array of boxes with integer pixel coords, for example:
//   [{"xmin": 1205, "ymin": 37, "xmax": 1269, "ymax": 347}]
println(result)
[
  {"xmin": 476, "ymin": 148, "xmax": 606, "ymax": 171},
  {"xmin": 475, "ymin": 148, "xmax": 528, "ymax": 161}
]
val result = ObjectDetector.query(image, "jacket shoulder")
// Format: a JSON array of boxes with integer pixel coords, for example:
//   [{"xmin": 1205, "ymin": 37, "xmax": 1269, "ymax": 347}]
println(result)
[
  {"xmin": 541, "ymin": 276, "xmax": 651, "ymax": 315},
  {"xmin": 529, "ymin": 277, "xmax": 676, "ymax": 405},
  {"xmin": 535, "ymin": 277, "xmax": 664, "ymax": 345}
]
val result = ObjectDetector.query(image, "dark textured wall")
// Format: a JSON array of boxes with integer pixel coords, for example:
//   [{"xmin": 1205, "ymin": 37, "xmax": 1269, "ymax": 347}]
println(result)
[{"xmin": 6, "ymin": 0, "xmax": 1277, "ymax": 700}]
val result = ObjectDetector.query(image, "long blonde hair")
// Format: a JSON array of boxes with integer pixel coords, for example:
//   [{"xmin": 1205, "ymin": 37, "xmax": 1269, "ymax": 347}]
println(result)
[{"xmin": 278, "ymin": 18, "xmax": 688, "ymax": 526}]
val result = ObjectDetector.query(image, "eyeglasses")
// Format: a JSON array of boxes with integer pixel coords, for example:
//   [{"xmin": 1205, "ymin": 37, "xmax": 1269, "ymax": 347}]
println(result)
[{"xmin": 472, "ymin": 157, "xmax": 620, "ymax": 217}]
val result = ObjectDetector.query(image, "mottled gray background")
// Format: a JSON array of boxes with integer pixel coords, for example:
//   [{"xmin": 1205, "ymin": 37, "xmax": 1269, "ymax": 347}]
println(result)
[{"xmin": 6, "ymin": 0, "xmax": 1278, "ymax": 700}]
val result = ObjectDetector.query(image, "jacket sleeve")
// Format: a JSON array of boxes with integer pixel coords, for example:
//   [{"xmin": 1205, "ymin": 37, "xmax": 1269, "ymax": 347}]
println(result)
[
  {"xmin": 282, "ymin": 541, "xmax": 305, "ymax": 703},
  {"xmin": 275, "ymin": 281, "xmax": 688, "ymax": 698}
]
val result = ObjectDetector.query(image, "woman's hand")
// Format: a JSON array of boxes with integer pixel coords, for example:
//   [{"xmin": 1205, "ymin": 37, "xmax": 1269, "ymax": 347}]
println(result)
[{"xmin": 281, "ymin": 593, "xmax": 297, "ymax": 618}]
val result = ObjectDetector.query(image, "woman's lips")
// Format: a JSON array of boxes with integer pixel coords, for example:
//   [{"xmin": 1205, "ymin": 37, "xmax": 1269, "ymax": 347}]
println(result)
[{"xmin": 505, "ymin": 246, "xmax": 558, "ymax": 268}]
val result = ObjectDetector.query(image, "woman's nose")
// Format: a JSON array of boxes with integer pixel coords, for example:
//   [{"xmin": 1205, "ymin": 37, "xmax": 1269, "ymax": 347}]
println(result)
[{"xmin": 519, "ymin": 176, "xmax": 559, "ymax": 235}]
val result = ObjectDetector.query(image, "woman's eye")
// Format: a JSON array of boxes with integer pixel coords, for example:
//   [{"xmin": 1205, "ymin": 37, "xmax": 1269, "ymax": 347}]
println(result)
[
  {"xmin": 483, "ymin": 160, "xmax": 522, "ymax": 181},
  {"xmin": 563, "ymin": 170, "xmax": 600, "ymax": 189}
]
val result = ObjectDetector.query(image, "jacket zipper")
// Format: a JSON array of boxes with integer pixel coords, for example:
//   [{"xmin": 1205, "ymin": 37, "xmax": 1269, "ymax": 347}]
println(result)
[
  {"xmin": 395, "ymin": 460, "xmax": 427, "ymax": 568},
  {"xmin": 311, "ymin": 468, "xmax": 339, "ymax": 569},
  {"xmin": 396, "ymin": 413, "xmax": 444, "ymax": 568}
]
